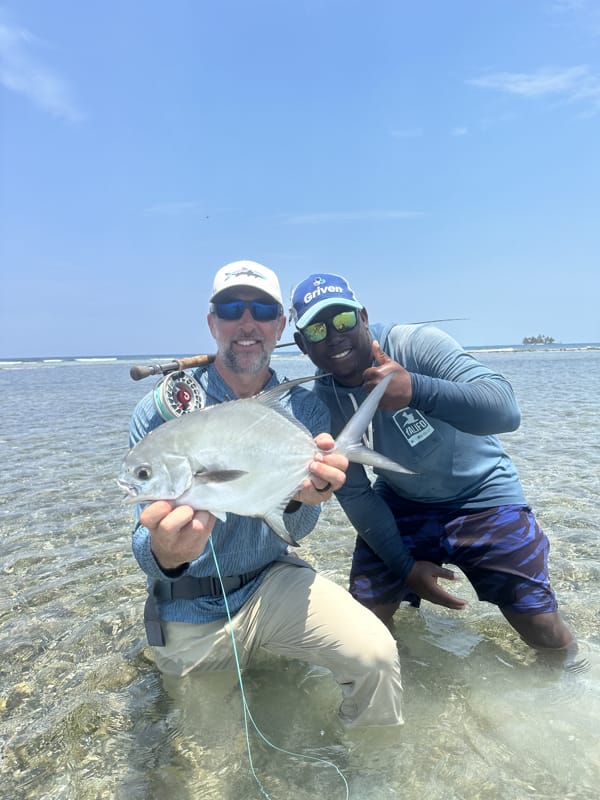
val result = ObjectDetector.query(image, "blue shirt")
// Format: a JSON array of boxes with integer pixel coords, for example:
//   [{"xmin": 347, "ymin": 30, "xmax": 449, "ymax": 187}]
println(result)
[
  {"xmin": 129, "ymin": 363, "xmax": 330, "ymax": 623},
  {"xmin": 312, "ymin": 322, "xmax": 526, "ymax": 583}
]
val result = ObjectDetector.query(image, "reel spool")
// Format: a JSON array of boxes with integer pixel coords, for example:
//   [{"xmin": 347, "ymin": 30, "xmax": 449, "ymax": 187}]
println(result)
[{"xmin": 153, "ymin": 371, "xmax": 205, "ymax": 420}]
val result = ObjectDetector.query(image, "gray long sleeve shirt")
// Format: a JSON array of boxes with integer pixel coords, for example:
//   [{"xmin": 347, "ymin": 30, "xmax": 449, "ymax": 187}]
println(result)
[{"xmin": 313, "ymin": 322, "xmax": 526, "ymax": 583}]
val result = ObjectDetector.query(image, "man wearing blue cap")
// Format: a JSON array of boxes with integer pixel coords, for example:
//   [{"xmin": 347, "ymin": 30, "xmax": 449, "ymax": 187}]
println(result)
[{"xmin": 290, "ymin": 273, "xmax": 574, "ymax": 653}]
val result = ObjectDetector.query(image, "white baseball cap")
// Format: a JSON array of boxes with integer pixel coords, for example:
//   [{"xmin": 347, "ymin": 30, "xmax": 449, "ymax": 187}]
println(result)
[{"xmin": 210, "ymin": 260, "xmax": 283, "ymax": 305}]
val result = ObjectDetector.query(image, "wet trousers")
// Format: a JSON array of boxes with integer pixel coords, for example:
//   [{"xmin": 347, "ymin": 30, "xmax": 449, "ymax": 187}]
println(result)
[{"xmin": 151, "ymin": 563, "xmax": 403, "ymax": 728}]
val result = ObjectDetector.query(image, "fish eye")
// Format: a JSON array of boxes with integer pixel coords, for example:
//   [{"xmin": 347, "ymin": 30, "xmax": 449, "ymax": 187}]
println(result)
[{"xmin": 134, "ymin": 464, "xmax": 152, "ymax": 481}]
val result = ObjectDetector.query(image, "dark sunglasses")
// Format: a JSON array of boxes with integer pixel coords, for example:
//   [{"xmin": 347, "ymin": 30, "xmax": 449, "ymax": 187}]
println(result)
[
  {"xmin": 210, "ymin": 299, "xmax": 282, "ymax": 322},
  {"xmin": 301, "ymin": 309, "xmax": 359, "ymax": 343}
]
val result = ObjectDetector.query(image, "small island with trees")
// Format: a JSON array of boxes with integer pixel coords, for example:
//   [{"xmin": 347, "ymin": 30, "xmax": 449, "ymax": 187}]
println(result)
[
  {"xmin": 522, "ymin": 334, "xmax": 555, "ymax": 345},
  {"xmin": 467, "ymin": 337, "xmax": 598, "ymax": 354}
]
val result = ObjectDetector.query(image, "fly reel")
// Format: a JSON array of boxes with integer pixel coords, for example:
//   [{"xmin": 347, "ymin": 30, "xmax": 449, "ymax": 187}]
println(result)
[{"xmin": 153, "ymin": 371, "xmax": 205, "ymax": 420}]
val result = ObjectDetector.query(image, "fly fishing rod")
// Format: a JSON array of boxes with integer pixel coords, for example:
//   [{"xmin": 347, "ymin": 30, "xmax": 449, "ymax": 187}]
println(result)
[
  {"xmin": 129, "ymin": 318, "xmax": 468, "ymax": 381},
  {"xmin": 129, "ymin": 341, "xmax": 298, "ymax": 381},
  {"xmin": 129, "ymin": 318, "xmax": 467, "ymax": 419}
]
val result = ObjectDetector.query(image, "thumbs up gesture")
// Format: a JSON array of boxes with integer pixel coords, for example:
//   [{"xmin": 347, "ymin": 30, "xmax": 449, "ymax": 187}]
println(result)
[{"xmin": 362, "ymin": 340, "xmax": 413, "ymax": 410}]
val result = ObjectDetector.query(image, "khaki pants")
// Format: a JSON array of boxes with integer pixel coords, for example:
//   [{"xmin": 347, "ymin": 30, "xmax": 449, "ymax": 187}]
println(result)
[{"xmin": 152, "ymin": 563, "xmax": 403, "ymax": 727}]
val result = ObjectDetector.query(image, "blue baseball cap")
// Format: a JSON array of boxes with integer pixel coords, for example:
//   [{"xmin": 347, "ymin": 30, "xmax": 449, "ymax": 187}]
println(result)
[{"xmin": 290, "ymin": 273, "xmax": 363, "ymax": 329}]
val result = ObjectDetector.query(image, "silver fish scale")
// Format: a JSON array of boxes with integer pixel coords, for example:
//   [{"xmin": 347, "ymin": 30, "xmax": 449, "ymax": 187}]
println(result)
[
  {"xmin": 119, "ymin": 388, "xmax": 319, "ymax": 546},
  {"xmin": 169, "ymin": 396, "xmax": 316, "ymax": 516},
  {"xmin": 118, "ymin": 373, "xmax": 411, "ymax": 545}
]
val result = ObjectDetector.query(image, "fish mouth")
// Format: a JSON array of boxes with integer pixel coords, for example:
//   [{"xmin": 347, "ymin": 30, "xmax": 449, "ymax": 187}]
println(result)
[{"xmin": 116, "ymin": 478, "xmax": 139, "ymax": 499}]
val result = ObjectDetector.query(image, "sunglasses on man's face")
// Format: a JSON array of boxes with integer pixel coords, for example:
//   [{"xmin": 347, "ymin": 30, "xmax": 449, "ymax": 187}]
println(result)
[
  {"xmin": 210, "ymin": 299, "xmax": 282, "ymax": 322},
  {"xmin": 301, "ymin": 309, "xmax": 359, "ymax": 343}
]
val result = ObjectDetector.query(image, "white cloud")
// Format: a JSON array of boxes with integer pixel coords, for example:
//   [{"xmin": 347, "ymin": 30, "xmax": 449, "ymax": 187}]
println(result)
[
  {"xmin": 467, "ymin": 65, "xmax": 600, "ymax": 112},
  {"xmin": 451, "ymin": 126, "xmax": 469, "ymax": 136},
  {"xmin": 468, "ymin": 65, "xmax": 588, "ymax": 96},
  {"xmin": 285, "ymin": 210, "xmax": 422, "ymax": 224},
  {"xmin": 0, "ymin": 18, "xmax": 83, "ymax": 122}
]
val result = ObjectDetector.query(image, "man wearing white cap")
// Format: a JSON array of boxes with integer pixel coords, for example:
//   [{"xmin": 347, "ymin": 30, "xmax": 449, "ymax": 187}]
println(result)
[{"xmin": 127, "ymin": 261, "xmax": 404, "ymax": 728}]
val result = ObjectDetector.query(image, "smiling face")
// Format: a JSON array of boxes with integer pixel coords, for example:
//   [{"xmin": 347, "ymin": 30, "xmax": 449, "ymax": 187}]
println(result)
[
  {"xmin": 208, "ymin": 286, "xmax": 285, "ymax": 376},
  {"xmin": 295, "ymin": 304, "xmax": 373, "ymax": 386}
]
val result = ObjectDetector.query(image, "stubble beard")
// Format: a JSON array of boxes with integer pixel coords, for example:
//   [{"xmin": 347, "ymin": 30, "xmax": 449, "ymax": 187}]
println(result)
[{"xmin": 221, "ymin": 344, "xmax": 270, "ymax": 375}]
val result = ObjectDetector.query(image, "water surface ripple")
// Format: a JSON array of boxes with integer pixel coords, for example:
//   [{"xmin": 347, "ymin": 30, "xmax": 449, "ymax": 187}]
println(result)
[{"xmin": 1, "ymin": 351, "xmax": 599, "ymax": 799}]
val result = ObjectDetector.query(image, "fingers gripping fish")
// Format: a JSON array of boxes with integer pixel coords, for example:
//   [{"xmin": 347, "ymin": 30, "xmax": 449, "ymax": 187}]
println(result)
[{"xmin": 117, "ymin": 373, "xmax": 412, "ymax": 547}]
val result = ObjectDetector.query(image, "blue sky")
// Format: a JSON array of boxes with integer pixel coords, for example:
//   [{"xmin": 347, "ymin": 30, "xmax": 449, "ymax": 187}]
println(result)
[{"xmin": 1, "ymin": 0, "xmax": 599, "ymax": 357}]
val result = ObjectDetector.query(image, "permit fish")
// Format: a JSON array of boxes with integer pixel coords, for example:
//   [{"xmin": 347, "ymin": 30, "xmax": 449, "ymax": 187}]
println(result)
[{"xmin": 117, "ymin": 373, "xmax": 412, "ymax": 546}]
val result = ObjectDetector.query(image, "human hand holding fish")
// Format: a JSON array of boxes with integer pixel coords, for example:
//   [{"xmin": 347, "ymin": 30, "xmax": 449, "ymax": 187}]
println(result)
[
  {"xmin": 140, "ymin": 501, "xmax": 216, "ymax": 571},
  {"xmin": 294, "ymin": 432, "xmax": 348, "ymax": 504},
  {"xmin": 132, "ymin": 433, "xmax": 348, "ymax": 570},
  {"xmin": 119, "ymin": 373, "xmax": 413, "ymax": 549},
  {"xmin": 135, "ymin": 436, "xmax": 344, "ymax": 571}
]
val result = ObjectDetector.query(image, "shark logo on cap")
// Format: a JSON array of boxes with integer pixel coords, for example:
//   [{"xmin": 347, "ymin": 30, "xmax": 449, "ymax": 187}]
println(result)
[
  {"xmin": 210, "ymin": 260, "xmax": 283, "ymax": 305},
  {"xmin": 224, "ymin": 267, "xmax": 268, "ymax": 282}
]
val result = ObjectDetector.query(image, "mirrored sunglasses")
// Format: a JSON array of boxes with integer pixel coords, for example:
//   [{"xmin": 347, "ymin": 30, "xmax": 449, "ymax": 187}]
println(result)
[
  {"xmin": 301, "ymin": 309, "xmax": 358, "ymax": 343},
  {"xmin": 210, "ymin": 300, "xmax": 282, "ymax": 322}
]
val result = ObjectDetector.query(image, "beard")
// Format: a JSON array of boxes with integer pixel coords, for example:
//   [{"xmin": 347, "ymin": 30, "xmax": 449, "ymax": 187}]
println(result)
[{"xmin": 221, "ymin": 343, "xmax": 270, "ymax": 375}]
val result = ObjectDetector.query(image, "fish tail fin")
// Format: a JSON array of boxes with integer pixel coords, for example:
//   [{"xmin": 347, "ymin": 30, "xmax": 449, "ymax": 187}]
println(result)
[
  {"xmin": 343, "ymin": 443, "xmax": 414, "ymax": 473},
  {"xmin": 335, "ymin": 373, "xmax": 415, "ymax": 475}
]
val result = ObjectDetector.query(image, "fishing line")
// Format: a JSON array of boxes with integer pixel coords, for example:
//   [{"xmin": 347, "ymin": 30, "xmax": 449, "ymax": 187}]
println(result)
[{"xmin": 208, "ymin": 537, "xmax": 350, "ymax": 800}]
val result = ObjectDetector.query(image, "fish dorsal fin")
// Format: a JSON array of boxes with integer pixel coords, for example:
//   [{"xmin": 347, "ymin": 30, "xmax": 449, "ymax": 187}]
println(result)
[
  {"xmin": 256, "ymin": 374, "xmax": 327, "ymax": 404},
  {"xmin": 254, "ymin": 374, "xmax": 329, "ymax": 433}
]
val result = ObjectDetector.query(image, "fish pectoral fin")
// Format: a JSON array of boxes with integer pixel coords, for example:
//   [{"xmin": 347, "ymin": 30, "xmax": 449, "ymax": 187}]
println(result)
[
  {"xmin": 193, "ymin": 469, "xmax": 248, "ymax": 483},
  {"xmin": 263, "ymin": 511, "xmax": 300, "ymax": 548}
]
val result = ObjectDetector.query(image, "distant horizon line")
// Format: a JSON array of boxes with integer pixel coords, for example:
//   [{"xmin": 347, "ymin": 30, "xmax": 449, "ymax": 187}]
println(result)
[{"xmin": 2, "ymin": 341, "xmax": 600, "ymax": 362}]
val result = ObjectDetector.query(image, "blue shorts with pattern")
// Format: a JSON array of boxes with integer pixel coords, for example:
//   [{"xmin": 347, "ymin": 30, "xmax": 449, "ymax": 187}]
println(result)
[{"xmin": 349, "ymin": 489, "xmax": 558, "ymax": 615}]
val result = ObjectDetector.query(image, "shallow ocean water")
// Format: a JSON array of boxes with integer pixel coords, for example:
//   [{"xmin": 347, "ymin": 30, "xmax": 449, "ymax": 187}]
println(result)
[{"xmin": 1, "ymin": 349, "xmax": 599, "ymax": 799}]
